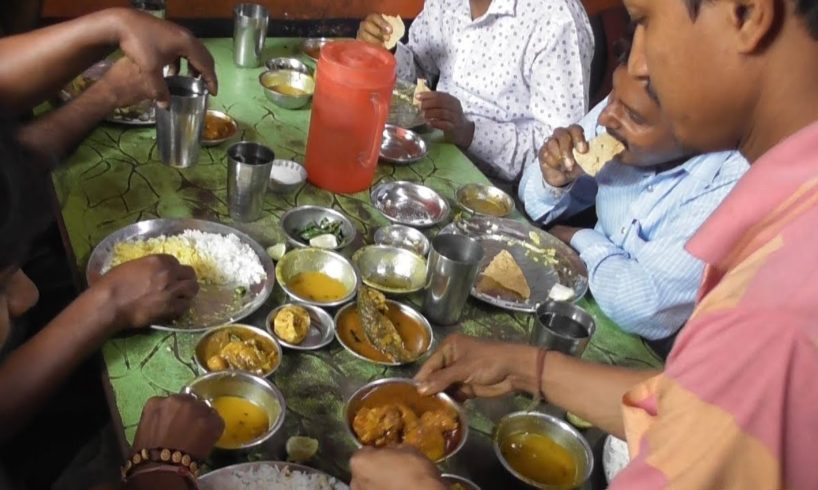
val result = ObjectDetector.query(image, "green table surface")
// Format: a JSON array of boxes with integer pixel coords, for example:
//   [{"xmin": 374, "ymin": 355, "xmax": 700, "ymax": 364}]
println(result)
[{"xmin": 52, "ymin": 38, "xmax": 662, "ymax": 488}]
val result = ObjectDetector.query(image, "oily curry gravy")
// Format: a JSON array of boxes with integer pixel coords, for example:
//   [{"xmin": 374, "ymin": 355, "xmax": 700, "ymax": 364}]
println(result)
[
  {"xmin": 338, "ymin": 304, "xmax": 430, "ymax": 363},
  {"xmin": 287, "ymin": 271, "xmax": 348, "ymax": 302}
]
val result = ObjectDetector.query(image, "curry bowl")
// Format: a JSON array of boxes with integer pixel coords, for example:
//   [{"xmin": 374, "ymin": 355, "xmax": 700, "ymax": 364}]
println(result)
[
  {"xmin": 183, "ymin": 371, "xmax": 286, "ymax": 452},
  {"xmin": 373, "ymin": 224, "xmax": 430, "ymax": 257},
  {"xmin": 194, "ymin": 324, "xmax": 282, "ymax": 378},
  {"xmin": 441, "ymin": 474, "xmax": 481, "ymax": 490},
  {"xmin": 264, "ymin": 56, "xmax": 312, "ymax": 75},
  {"xmin": 269, "ymin": 159, "xmax": 307, "ymax": 194},
  {"xmin": 344, "ymin": 378, "xmax": 468, "ymax": 463},
  {"xmin": 275, "ymin": 248, "xmax": 359, "ymax": 307},
  {"xmin": 352, "ymin": 245, "xmax": 427, "ymax": 295},
  {"xmin": 202, "ymin": 110, "xmax": 238, "ymax": 147},
  {"xmin": 456, "ymin": 183, "xmax": 515, "ymax": 218},
  {"xmin": 334, "ymin": 299, "xmax": 433, "ymax": 366},
  {"xmin": 280, "ymin": 205, "xmax": 357, "ymax": 250},
  {"xmin": 493, "ymin": 411, "xmax": 594, "ymax": 490},
  {"xmin": 259, "ymin": 69, "xmax": 315, "ymax": 110},
  {"xmin": 265, "ymin": 302, "xmax": 336, "ymax": 351}
]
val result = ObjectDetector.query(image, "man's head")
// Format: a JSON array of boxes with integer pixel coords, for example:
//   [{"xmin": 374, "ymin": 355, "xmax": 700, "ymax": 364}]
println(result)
[{"xmin": 624, "ymin": 0, "xmax": 818, "ymax": 159}]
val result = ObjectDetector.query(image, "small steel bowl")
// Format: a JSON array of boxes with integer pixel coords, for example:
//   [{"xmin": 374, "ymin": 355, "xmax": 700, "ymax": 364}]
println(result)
[
  {"xmin": 194, "ymin": 324, "xmax": 283, "ymax": 378},
  {"xmin": 265, "ymin": 303, "xmax": 336, "ymax": 351},
  {"xmin": 344, "ymin": 378, "xmax": 468, "ymax": 463},
  {"xmin": 300, "ymin": 37, "xmax": 353, "ymax": 61},
  {"xmin": 269, "ymin": 159, "xmax": 307, "ymax": 194},
  {"xmin": 374, "ymin": 224, "xmax": 430, "ymax": 256},
  {"xmin": 455, "ymin": 183, "xmax": 515, "ymax": 218},
  {"xmin": 371, "ymin": 181, "xmax": 450, "ymax": 228},
  {"xmin": 441, "ymin": 474, "xmax": 481, "ymax": 490},
  {"xmin": 259, "ymin": 69, "xmax": 315, "ymax": 110},
  {"xmin": 280, "ymin": 205, "xmax": 357, "ymax": 250},
  {"xmin": 202, "ymin": 110, "xmax": 238, "ymax": 147},
  {"xmin": 352, "ymin": 245, "xmax": 427, "ymax": 294},
  {"xmin": 380, "ymin": 124, "xmax": 428, "ymax": 165},
  {"xmin": 182, "ymin": 371, "xmax": 286, "ymax": 452},
  {"xmin": 334, "ymin": 299, "xmax": 433, "ymax": 366},
  {"xmin": 494, "ymin": 411, "xmax": 594, "ymax": 489},
  {"xmin": 264, "ymin": 56, "xmax": 312, "ymax": 75},
  {"xmin": 275, "ymin": 247, "xmax": 360, "ymax": 307}
]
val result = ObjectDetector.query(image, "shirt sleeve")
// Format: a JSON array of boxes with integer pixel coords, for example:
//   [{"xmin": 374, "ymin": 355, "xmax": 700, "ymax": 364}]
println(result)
[
  {"xmin": 465, "ymin": 14, "xmax": 593, "ymax": 181},
  {"xmin": 569, "ymin": 182, "xmax": 737, "ymax": 340},
  {"xmin": 394, "ymin": 3, "xmax": 442, "ymax": 83}
]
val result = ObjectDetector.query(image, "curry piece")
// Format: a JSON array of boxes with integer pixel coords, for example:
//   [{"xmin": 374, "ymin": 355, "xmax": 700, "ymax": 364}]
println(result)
[
  {"xmin": 203, "ymin": 113, "xmax": 234, "ymax": 141},
  {"xmin": 273, "ymin": 305, "xmax": 311, "ymax": 344},
  {"xmin": 357, "ymin": 286, "xmax": 410, "ymax": 362},
  {"xmin": 204, "ymin": 330, "xmax": 277, "ymax": 375}
]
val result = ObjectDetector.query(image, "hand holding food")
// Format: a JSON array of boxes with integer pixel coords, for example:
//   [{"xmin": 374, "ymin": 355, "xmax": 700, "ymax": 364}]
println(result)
[
  {"xmin": 356, "ymin": 13, "xmax": 404, "ymax": 49},
  {"xmin": 538, "ymin": 125, "xmax": 588, "ymax": 187},
  {"xmin": 416, "ymin": 92, "xmax": 474, "ymax": 149},
  {"xmin": 95, "ymin": 57, "xmax": 156, "ymax": 110},
  {"xmin": 132, "ymin": 394, "xmax": 224, "ymax": 461},
  {"xmin": 350, "ymin": 446, "xmax": 447, "ymax": 490}
]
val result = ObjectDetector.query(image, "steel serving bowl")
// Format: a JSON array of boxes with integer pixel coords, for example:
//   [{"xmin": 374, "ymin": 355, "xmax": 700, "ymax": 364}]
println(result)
[
  {"xmin": 374, "ymin": 224, "xmax": 430, "ymax": 256},
  {"xmin": 380, "ymin": 124, "xmax": 428, "ymax": 164},
  {"xmin": 493, "ymin": 411, "xmax": 594, "ymax": 489},
  {"xmin": 275, "ymin": 247, "xmax": 359, "ymax": 307},
  {"xmin": 343, "ymin": 378, "xmax": 468, "ymax": 462},
  {"xmin": 352, "ymin": 245, "xmax": 427, "ymax": 294},
  {"xmin": 259, "ymin": 69, "xmax": 315, "ymax": 110},
  {"xmin": 264, "ymin": 56, "xmax": 312, "ymax": 75},
  {"xmin": 265, "ymin": 302, "xmax": 336, "ymax": 351},
  {"xmin": 333, "ymin": 299, "xmax": 433, "ymax": 366},
  {"xmin": 370, "ymin": 181, "xmax": 450, "ymax": 228},
  {"xmin": 202, "ymin": 110, "xmax": 238, "ymax": 147},
  {"xmin": 300, "ymin": 37, "xmax": 354, "ymax": 61},
  {"xmin": 280, "ymin": 205, "xmax": 357, "ymax": 250},
  {"xmin": 269, "ymin": 159, "xmax": 307, "ymax": 194},
  {"xmin": 194, "ymin": 324, "xmax": 282, "ymax": 378},
  {"xmin": 183, "ymin": 371, "xmax": 286, "ymax": 452},
  {"xmin": 441, "ymin": 474, "xmax": 481, "ymax": 490},
  {"xmin": 455, "ymin": 183, "xmax": 515, "ymax": 218}
]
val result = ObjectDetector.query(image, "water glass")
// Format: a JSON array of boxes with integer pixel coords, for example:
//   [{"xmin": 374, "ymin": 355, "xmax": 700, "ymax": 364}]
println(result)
[
  {"xmin": 227, "ymin": 142, "xmax": 275, "ymax": 222},
  {"xmin": 155, "ymin": 76, "xmax": 208, "ymax": 168},
  {"xmin": 422, "ymin": 234, "xmax": 484, "ymax": 325},
  {"xmin": 233, "ymin": 3, "xmax": 269, "ymax": 68}
]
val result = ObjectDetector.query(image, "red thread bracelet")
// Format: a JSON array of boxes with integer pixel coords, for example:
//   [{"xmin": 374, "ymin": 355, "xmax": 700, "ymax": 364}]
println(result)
[{"xmin": 535, "ymin": 348, "xmax": 548, "ymax": 403}]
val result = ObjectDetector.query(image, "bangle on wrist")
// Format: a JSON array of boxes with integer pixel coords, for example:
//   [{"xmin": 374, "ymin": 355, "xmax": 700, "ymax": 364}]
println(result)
[{"xmin": 122, "ymin": 447, "xmax": 202, "ymax": 484}]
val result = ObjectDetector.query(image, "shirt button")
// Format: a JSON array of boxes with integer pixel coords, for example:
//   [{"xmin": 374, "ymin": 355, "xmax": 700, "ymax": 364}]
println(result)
[
  {"xmin": 620, "ymin": 226, "xmax": 626, "ymax": 235},
  {"xmin": 647, "ymin": 185, "xmax": 655, "ymax": 192}
]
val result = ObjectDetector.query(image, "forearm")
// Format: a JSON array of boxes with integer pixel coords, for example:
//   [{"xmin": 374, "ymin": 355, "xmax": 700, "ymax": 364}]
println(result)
[
  {"xmin": 519, "ymin": 165, "xmax": 597, "ymax": 225},
  {"xmin": 0, "ymin": 286, "xmax": 118, "ymax": 443},
  {"xmin": 0, "ymin": 8, "xmax": 126, "ymax": 114}
]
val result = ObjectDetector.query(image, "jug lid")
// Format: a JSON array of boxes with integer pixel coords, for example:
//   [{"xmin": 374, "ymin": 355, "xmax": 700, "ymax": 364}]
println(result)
[{"xmin": 319, "ymin": 40, "xmax": 396, "ymax": 88}]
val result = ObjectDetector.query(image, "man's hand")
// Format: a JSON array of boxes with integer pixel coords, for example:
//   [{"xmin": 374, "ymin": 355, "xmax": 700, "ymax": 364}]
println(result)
[
  {"xmin": 539, "ymin": 125, "xmax": 588, "ymax": 187},
  {"xmin": 132, "ymin": 394, "xmax": 224, "ymax": 461},
  {"xmin": 93, "ymin": 57, "xmax": 155, "ymax": 109},
  {"xmin": 350, "ymin": 447, "xmax": 446, "ymax": 490},
  {"xmin": 356, "ymin": 13, "xmax": 391, "ymax": 47},
  {"xmin": 414, "ymin": 334, "xmax": 539, "ymax": 399},
  {"xmin": 92, "ymin": 254, "xmax": 198, "ymax": 332},
  {"xmin": 549, "ymin": 225, "xmax": 583, "ymax": 245},
  {"xmin": 417, "ymin": 92, "xmax": 475, "ymax": 149}
]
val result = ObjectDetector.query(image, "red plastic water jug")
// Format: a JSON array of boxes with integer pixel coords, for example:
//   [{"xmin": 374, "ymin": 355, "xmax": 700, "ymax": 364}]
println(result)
[{"xmin": 304, "ymin": 41, "xmax": 396, "ymax": 193}]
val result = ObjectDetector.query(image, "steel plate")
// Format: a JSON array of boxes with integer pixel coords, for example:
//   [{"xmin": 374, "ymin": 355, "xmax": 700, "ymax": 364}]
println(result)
[
  {"xmin": 370, "ymin": 181, "xmax": 449, "ymax": 228},
  {"xmin": 198, "ymin": 461, "xmax": 348, "ymax": 489},
  {"xmin": 380, "ymin": 124, "xmax": 428, "ymax": 164}
]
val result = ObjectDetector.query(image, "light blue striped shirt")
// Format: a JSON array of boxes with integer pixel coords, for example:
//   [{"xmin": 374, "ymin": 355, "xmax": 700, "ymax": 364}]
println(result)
[{"xmin": 518, "ymin": 100, "xmax": 749, "ymax": 340}]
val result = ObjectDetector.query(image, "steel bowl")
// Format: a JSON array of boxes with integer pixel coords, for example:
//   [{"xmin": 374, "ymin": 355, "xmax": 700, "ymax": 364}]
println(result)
[
  {"xmin": 259, "ymin": 69, "xmax": 315, "ymax": 110},
  {"xmin": 370, "ymin": 181, "xmax": 450, "ymax": 228},
  {"xmin": 352, "ymin": 245, "xmax": 427, "ymax": 294},
  {"xmin": 455, "ymin": 183, "xmax": 515, "ymax": 218},
  {"xmin": 202, "ymin": 110, "xmax": 238, "ymax": 147},
  {"xmin": 380, "ymin": 124, "xmax": 428, "ymax": 164},
  {"xmin": 264, "ymin": 56, "xmax": 312, "ymax": 75},
  {"xmin": 194, "ymin": 324, "xmax": 282, "ymax": 378},
  {"xmin": 344, "ymin": 378, "xmax": 468, "ymax": 463},
  {"xmin": 265, "ymin": 303, "xmax": 336, "ymax": 351},
  {"xmin": 493, "ymin": 411, "xmax": 594, "ymax": 489},
  {"xmin": 374, "ymin": 224, "xmax": 430, "ymax": 256},
  {"xmin": 275, "ymin": 247, "xmax": 359, "ymax": 307},
  {"xmin": 300, "ymin": 37, "xmax": 354, "ymax": 61},
  {"xmin": 441, "ymin": 474, "xmax": 481, "ymax": 490},
  {"xmin": 182, "ymin": 371, "xmax": 286, "ymax": 452},
  {"xmin": 334, "ymin": 299, "xmax": 433, "ymax": 366},
  {"xmin": 269, "ymin": 159, "xmax": 307, "ymax": 194},
  {"xmin": 280, "ymin": 205, "xmax": 357, "ymax": 250}
]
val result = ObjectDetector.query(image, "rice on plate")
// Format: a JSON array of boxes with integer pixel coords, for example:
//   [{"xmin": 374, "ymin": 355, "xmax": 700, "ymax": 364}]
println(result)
[{"xmin": 199, "ymin": 463, "xmax": 348, "ymax": 490}]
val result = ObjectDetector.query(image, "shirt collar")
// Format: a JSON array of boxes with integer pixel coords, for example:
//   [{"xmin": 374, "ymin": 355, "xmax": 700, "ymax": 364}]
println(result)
[
  {"xmin": 478, "ymin": 0, "xmax": 517, "ymax": 19},
  {"xmin": 687, "ymin": 119, "xmax": 818, "ymax": 267}
]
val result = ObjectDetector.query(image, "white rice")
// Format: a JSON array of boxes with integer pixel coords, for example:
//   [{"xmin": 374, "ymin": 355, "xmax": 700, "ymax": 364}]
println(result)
[
  {"xmin": 200, "ymin": 464, "xmax": 348, "ymax": 490},
  {"xmin": 181, "ymin": 230, "xmax": 266, "ymax": 285}
]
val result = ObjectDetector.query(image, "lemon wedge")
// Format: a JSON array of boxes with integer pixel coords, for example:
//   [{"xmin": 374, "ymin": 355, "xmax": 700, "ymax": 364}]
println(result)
[{"xmin": 266, "ymin": 243, "xmax": 286, "ymax": 261}]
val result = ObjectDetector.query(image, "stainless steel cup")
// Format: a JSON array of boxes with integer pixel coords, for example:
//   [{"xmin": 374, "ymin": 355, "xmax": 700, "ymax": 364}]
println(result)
[
  {"xmin": 155, "ymin": 76, "xmax": 208, "ymax": 168},
  {"xmin": 422, "ymin": 234, "xmax": 484, "ymax": 325},
  {"xmin": 233, "ymin": 3, "xmax": 269, "ymax": 68},
  {"xmin": 227, "ymin": 142, "xmax": 275, "ymax": 222},
  {"xmin": 531, "ymin": 301, "xmax": 596, "ymax": 356}
]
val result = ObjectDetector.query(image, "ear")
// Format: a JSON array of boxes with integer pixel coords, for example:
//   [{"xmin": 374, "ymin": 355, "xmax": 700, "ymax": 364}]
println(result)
[{"xmin": 726, "ymin": 0, "xmax": 778, "ymax": 53}]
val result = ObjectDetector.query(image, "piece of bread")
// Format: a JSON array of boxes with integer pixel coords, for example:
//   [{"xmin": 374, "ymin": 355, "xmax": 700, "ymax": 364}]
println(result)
[
  {"xmin": 413, "ymin": 78, "xmax": 430, "ymax": 107},
  {"xmin": 479, "ymin": 249, "xmax": 530, "ymax": 300},
  {"xmin": 382, "ymin": 15, "xmax": 405, "ymax": 50},
  {"xmin": 573, "ymin": 132, "xmax": 625, "ymax": 176}
]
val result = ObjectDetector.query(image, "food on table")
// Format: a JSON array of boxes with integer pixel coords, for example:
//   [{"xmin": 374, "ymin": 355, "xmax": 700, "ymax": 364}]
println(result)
[
  {"xmin": 565, "ymin": 411, "xmax": 593, "ymax": 429},
  {"xmin": 273, "ymin": 305, "xmax": 311, "ymax": 344},
  {"xmin": 414, "ymin": 78, "xmax": 430, "ymax": 107},
  {"xmin": 266, "ymin": 243, "xmax": 286, "ymax": 261},
  {"xmin": 65, "ymin": 71, "xmax": 153, "ymax": 121},
  {"xmin": 203, "ymin": 112, "xmax": 235, "ymax": 141},
  {"xmin": 382, "ymin": 14, "xmax": 405, "ymax": 50},
  {"xmin": 476, "ymin": 249, "xmax": 531, "ymax": 300},
  {"xmin": 108, "ymin": 230, "xmax": 266, "ymax": 287},
  {"xmin": 356, "ymin": 287, "xmax": 411, "ymax": 362},
  {"xmin": 499, "ymin": 431, "xmax": 578, "ymax": 486},
  {"xmin": 286, "ymin": 435, "xmax": 320, "ymax": 463},
  {"xmin": 212, "ymin": 395, "xmax": 271, "ymax": 449},
  {"xmin": 573, "ymin": 132, "xmax": 625, "ymax": 177},
  {"xmin": 309, "ymin": 234, "xmax": 338, "ymax": 249},
  {"xmin": 199, "ymin": 463, "xmax": 348, "ymax": 490},
  {"xmin": 269, "ymin": 84, "xmax": 309, "ymax": 97},
  {"xmin": 460, "ymin": 195, "xmax": 509, "ymax": 216},
  {"xmin": 298, "ymin": 217, "xmax": 345, "ymax": 245},
  {"xmin": 287, "ymin": 271, "xmax": 348, "ymax": 302},
  {"xmin": 549, "ymin": 283, "xmax": 576, "ymax": 302},
  {"xmin": 202, "ymin": 328, "xmax": 279, "ymax": 375}
]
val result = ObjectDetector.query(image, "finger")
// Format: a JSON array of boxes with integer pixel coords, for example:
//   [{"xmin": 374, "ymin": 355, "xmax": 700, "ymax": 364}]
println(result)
[
  {"xmin": 422, "ymin": 108, "xmax": 458, "ymax": 122},
  {"xmin": 361, "ymin": 22, "xmax": 388, "ymax": 42},
  {"xmin": 146, "ymin": 73, "xmax": 171, "ymax": 109},
  {"xmin": 544, "ymin": 138, "xmax": 566, "ymax": 170},
  {"xmin": 417, "ymin": 364, "xmax": 471, "ymax": 396},
  {"xmin": 568, "ymin": 125, "xmax": 588, "ymax": 153},
  {"xmin": 369, "ymin": 14, "xmax": 393, "ymax": 34},
  {"xmin": 183, "ymin": 42, "xmax": 218, "ymax": 96},
  {"xmin": 415, "ymin": 347, "xmax": 448, "ymax": 384},
  {"xmin": 169, "ymin": 278, "xmax": 199, "ymax": 299},
  {"xmin": 174, "ymin": 264, "xmax": 197, "ymax": 282},
  {"xmin": 427, "ymin": 119, "xmax": 455, "ymax": 133}
]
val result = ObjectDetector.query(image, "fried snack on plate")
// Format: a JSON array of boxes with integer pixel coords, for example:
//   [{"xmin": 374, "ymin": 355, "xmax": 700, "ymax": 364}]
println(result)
[
  {"xmin": 573, "ymin": 132, "xmax": 625, "ymax": 176},
  {"xmin": 382, "ymin": 15, "xmax": 406, "ymax": 50},
  {"xmin": 478, "ymin": 249, "xmax": 531, "ymax": 300}
]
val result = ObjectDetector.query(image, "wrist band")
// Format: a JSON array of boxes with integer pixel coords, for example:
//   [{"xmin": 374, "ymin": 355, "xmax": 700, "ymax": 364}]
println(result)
[
  {"xmin": 127, "ymin": 464, "xmax": 199, "ymax": 489},
  {"xmin": 122, "ymin": 447, "xmax": 202, "ymax": 482},
  {"xmin": 536, "ymin": 347, "xmax": 548, "ymax": 403}
]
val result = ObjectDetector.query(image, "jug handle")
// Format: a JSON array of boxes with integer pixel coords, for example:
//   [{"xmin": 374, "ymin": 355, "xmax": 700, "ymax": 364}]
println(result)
[{"xmin": 364, "ymin": 92, "xmax": 389, "ymax": 168}]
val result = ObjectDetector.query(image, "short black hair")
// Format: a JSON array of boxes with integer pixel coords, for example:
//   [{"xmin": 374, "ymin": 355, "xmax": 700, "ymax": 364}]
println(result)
[
  {"xmin": 684, "ymin": 0, "xmax": 818, "ymax": 39},
  {"xmin": 0, "ymin": 118, "xmax": 50, "ymax": 272}
]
